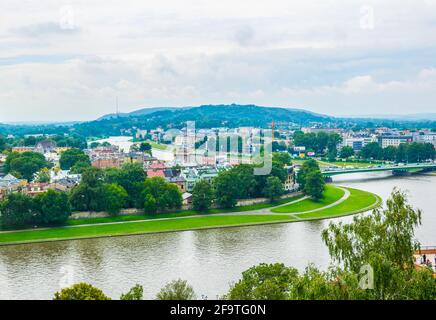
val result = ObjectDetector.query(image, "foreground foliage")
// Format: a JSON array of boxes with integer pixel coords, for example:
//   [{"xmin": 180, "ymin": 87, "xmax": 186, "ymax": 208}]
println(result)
[
  {"xmin": 156, "ymin": 279, "xmax": 197, "ymax": 300},
  {"xmin": 227, "ymin": 189, "xmax": 436, "ymax": 300},
  {"xmin": 54, "ymin": 283, "xmax": 111, "ymax": 300}
]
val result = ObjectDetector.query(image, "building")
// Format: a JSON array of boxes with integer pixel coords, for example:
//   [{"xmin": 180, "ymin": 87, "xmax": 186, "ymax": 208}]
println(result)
[
  {"xmin": 23, "ymin": 182, "xmax": 51, "ymax": 197},
  {"xmin": 51, "ymin": 170, "xmax": 81, "ymax": 186},
  {"xmin": 413, "ymin": 132, "xmax": 436, "ymax": 146},
  {"xmin": 378, "ymin": 135, "xmax": 413, "ymax": 148},
  {"xmin": 0, "ymin": 174, "xmax": 27, "ymax": 199},
  {"xmin": 0, "ymin": 154, "xmax": 6, "ymax": 178},
  {"xmin": 92, "ymin": 157, "xmax": 122, "ymax": 169},
  {"xmin": 163, "ymin": 169, "xmax": 187, "ymax": 192},
  {"xmin": 145, "ymin": 162, "xmax": 166, "ymax": 178},
  {"xmin": 181, "ymin": 167, "xmax": 219, "ymax": 192},
  {"xmin": 12, "ymin": 146, "xmax": 35, "ymax": 153},
  {"xmin": 35, "ymin": 140, "xmax": 57, "ymax": 154},
  {"xmin": 87, "ymin": 145, "xmax": 123, "ymax": 169},
  {"xmin": 342, "ymin": 137, "xmax": 375, "ymax": 151},
  {"xmin": 182, "ymin": 192, "xmax": 193, "ymax": 205},
  {"xmin": 301, "ymin": 127, "xmax": 342, "ymax": 134},
  {"xmin": 284, "ymin": 166, "xmax": 297, "ymax": 192},
  {"xmin": 135, "ymin": 129, "xmax": 148, "ymax": 140}
]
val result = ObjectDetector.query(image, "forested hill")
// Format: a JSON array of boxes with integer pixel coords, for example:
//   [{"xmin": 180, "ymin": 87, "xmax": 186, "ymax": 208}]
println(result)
[
  {"xmin": 71, "ymin": 104, "xmax": 335, "ymax": 136},
  {"xmin": 1, "ymin": 104, "xmax": 436, "ymax": 137}
]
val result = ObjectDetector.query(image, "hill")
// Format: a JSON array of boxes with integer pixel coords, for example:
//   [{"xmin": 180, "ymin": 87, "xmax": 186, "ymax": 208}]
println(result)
[
  {"xmin": 71, "ymin": 104, "xmax": 336, "ymax": 136},
  {"xmin": 97, "ymin": 107, "xmax": 186, "ymax": 120},
  {"xmin": 2, "ymin": 104, "xmax": 436, "ymax": 137}
]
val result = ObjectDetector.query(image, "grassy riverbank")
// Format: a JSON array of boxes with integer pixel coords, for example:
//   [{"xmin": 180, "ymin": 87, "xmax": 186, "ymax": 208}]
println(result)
[
  {"xmin": 0, "ymin": 186, "xmax": 381, "ymax": 246},
  {"xmin": 271, "ymin": 185, "xmax": 344, "ymax": 213},
  {"xmin": 66, "ymin": 195, "xmax": 305, "ymax": 226},
  {"xmin": 297, "ymin": 187, "xmax": 382, "ymax": 220}
]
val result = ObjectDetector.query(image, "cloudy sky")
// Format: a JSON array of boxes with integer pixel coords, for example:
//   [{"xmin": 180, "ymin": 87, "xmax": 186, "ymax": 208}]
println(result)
[{"xmin": 1, "ymin": 0, "xmax": 436, "ymax": 122}]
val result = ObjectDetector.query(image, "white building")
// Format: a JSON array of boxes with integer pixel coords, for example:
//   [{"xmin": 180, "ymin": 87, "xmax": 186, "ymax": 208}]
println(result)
[
  {"xmin": 342, "ymin": 137, "xmax": 375, "ymax": 151},
  {"xmin": 378, "ymin": 135, "xmax": 413, "ymax": 148}
]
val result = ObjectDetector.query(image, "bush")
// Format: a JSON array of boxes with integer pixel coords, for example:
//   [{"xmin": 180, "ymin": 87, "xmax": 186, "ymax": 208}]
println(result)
[
  {"xmin": 53, "ymin": 283, "xmax": 111, "ymax": 300},
  {"xmin": 102, "ymin": 183, "xmax": 128, "ymax": 215},
  {"xmin": 33, "ymin": 189, "xmax": 72, "ymax": 225},
  {"xmin": 192, "ymin": 180, "xmax": 214, "ymax": 211},
  {"xmin": 156, "ymin": 279, "xmax": 196, "ymax": 300},
  {"xmin": 59, "ymin": 148, "xmax": 90, "ymax": 170}
]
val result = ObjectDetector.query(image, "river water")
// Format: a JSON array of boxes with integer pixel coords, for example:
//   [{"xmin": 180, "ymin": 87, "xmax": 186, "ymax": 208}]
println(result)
[
  {"xmin": 0, "ymin": 172, "xmax": 435, "ymax": 300},
  {"xmin": 94, "ymin": 136, "xmax": 174, "ymax": 161}
]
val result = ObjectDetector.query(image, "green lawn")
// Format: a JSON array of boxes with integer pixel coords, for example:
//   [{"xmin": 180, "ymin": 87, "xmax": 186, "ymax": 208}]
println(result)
[
  {"xmin": 271, "ymin": 185, "xmax": 344, "ymax": 213},
  {"xmin": 148, "ymin": 141, "xmax": 170, "ymax": 150},
  {"xmin": 296, "ymin": 187, "xmax": 381, "ymax": 220},
  {"xmin": 67, "ymin": 195, "xmax": 305, "ymax": 226},
  {"xmin": 0, "ymin": 215, "xmax": 297, "ymax": 245}
]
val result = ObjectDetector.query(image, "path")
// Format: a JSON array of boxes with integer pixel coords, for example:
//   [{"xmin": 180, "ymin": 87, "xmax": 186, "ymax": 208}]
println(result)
[{"xmin": 0, "ymin": 187, "xmax": 353, "ymax": 234}]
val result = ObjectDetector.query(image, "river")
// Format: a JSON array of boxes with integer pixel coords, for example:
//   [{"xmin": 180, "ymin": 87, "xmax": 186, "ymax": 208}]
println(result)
[
  {"xmin": 0, "ymin": 172, "xmax": 435, "ymax": 300},
  {"xmin": 93, "ymin": 136, "xmax": 174, "ymax": 161}
]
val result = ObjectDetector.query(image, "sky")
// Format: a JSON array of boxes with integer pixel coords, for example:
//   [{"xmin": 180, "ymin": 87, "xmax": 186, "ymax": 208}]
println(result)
[{"xmin": 1, "ymin": 0, "xmax": 436, "ymax": 122}]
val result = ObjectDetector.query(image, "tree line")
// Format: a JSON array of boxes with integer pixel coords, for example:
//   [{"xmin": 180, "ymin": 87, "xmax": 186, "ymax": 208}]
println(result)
[
  {"xmin": 356, "ymin": 142, "xmax": 435, "ymax": 162},
  {"xmin": 1, "ymin": 149, "xmax": 327, "ymax": 230},
  {"xmin": 292, "ymin": 131, "xmax": 342, "ymax": 160},
  {"xmin": 0, "ymin": 134, "xmax": 87, "ymax": 153},
  {"xmin": 0, "ymin": 153, "xmax": 295, "ymax": 229}
]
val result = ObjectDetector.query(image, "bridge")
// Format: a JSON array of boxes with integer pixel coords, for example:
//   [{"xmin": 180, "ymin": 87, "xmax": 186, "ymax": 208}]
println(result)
[{"xmin": 320, "ymin": 163, "xmax": 436, "ymax": 177}]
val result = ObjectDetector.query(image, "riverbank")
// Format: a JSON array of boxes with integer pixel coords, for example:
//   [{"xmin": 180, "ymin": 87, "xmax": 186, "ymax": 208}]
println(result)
[
  {"xmin": 66, "ymin": 194, "xmax": 305, "ymax": 226},
  {"xmin": 0, "ymin": 185, "xmax": 381, "ymax": 246}
]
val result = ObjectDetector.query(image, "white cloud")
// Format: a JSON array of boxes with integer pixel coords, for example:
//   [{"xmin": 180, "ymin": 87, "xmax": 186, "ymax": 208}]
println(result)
[{"xmin": 1, "ymin": 0, "xmax": 436, "ymax": 121}]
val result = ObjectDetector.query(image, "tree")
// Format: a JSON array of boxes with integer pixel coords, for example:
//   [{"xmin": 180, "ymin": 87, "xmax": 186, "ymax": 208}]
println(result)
[
  {"xmin": 106, "ymin": 163, "xmax": 146, "ymax": 207},
  {"xmin": 396, "ymin": 143, "xmax": 408, "ymax": 163},
  {"xmin": 35, "ymin": 167, "xmax": 51, "ymax": 183},
  {"xmin": 292, "ymin": 132, "xmax": 341, "ymax": 156},
  {"xmin": 226, "ymin": 188, "xmax": 436, "ymax": 300},
  {"xmin": 5, "ymin": 151, "xmax": 51, "ymax": 181},
  {"xmin": 89, "ymin": 142, "xmax": 101, "ymax": 149},
  {"xmin": 214, "ymin": 170, "xmax": 240, "ymax": 208},
  {"xmin": 303, "ymin": 170, "xmax": 325, "ymax": 200},
  {"xmin": 0, "ymin": 135, "xmax": 6, "ymax": 152},
  {"xmin": 139, "ymin": 142, "xmax": 152, "ymax": 153},
  {"xmin": 143, "ymin": 194, "xmax": 157, "ymax": 214},
  {"xmin": 164, "ymin": 184, "xmax": 184, "ymax": 209},
  {"xmin": 226, "ymin": 263, "xmax": 299, "ymax": 300},
  {"xmin": 339, "ymin": 146, "xmax": 354, "ymax": 159},
  {"xmin": 102, "ymin": 183, "xmax": 128, "ymax": 215},
  {"xmin": 263, "ymin": 176, "xmax": 284, "ymax": 202},
  {"xmin": 142, "ymin": 177, "xmax": 182, "ymax": 211},
  {"xmin": 120, "ymin": 284, "xmax": 143, "ymax": 300},
  {"xmin": 59, "ymin": 148, "xmax": 90, "ymax": 170},
  {"xmin": 231, "ymin": 165, "xmax": 257, "ymax": 199},
  {"xmin": 327, "ymin": 133, "xmax": 342, "ymax": 160},
  {"xmin": 383, "ymin": 146, "xmax": 397, "ymax": 161},
  {"xmin": 33, "ymin": 189, "xmax": 72, "ymax": 225},
  {"xmin": 322, "ymin": 188, "xmax": 436, "ymax": 300},
  {"xmin": 53, "ymin": 283, "xmax": 111, "ymax": 300},
  {"xmin": 0, "ymin": 193, "xmax": 34, "ymax": 229},
  {"xmin": 296, "ymin": 159, "xmax": 319, "ymax": 190},
  {"xmin": 192, "ymin": 180, "xmax": 214, "ymax": 211},
  {"xmin": 69, "ymin": 167, "xmax": 105, "ymax": 212},
  {"xmin": 272, "ymin": 152, "xmax": 292, "ymax": 166},
  {"xmin": 52, "ymin": 134, "xmax": 87, "ymax": 149},
  {"xmin": 359, "ymin": 142, "xmax": 383, "ymax": 160},
  {"xmin": 70, "ymin": 160, "xmax": 91, "ymax": 174},
  {"xmin": 156, "ymin": 279, "xmax": 196, "ymax": 300}
]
